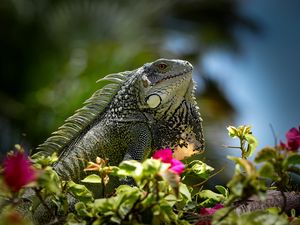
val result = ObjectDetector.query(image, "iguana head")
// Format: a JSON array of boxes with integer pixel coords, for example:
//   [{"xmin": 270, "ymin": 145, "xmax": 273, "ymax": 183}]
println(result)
[
  {"xmin": 137, "ymin": 58, "xmax": 194, "ymax": 113},
  {"xmin": 135, "ymin": 59, "xmax": 204, "ymax": 153}
]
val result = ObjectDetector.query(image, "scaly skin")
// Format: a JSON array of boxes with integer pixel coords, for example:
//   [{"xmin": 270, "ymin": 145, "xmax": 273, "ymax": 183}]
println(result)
[{"xmin": 53, "ymin": 59, "xmax": 204, "ymax": 185}]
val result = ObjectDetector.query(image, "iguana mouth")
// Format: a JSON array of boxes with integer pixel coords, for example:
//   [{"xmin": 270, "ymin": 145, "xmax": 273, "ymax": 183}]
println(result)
[{"xmin": 152, "ymin": 68, "xmax": 193, "ymax": 85}]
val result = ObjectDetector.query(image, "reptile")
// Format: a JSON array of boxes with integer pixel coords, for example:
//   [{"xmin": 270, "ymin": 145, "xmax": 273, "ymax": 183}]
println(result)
[
  {"xmin": 38, "ymin": 58, "xmax": 205, "ymax": 185},
  {"xmin": 25, "ymin": 59, "xmax": 204, "ymax": 224}
]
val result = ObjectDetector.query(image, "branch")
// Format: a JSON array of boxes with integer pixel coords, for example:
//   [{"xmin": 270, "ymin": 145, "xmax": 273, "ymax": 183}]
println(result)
[{"xmin": 234, "ymin": 190, "xmax": 300, "ymax": 214}]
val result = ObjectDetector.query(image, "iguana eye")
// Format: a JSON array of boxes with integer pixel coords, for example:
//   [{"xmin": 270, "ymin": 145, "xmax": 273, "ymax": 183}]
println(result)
[{"xmin": 158, "ymin": 63, "xmax": 168, "ymax": 70}]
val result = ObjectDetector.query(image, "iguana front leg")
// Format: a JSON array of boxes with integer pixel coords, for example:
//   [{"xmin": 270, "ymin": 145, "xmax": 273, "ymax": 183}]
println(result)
[
  {"xmin": 121, "ymin": 122, "xmax": 153, "ymax": 162},
  {"xmin": 112, "ymin": 122, "xmax": 152, "ymax": 186}
]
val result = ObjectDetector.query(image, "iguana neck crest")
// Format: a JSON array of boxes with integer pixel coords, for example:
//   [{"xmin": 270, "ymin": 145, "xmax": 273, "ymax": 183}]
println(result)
[{"xmin": 36, "ymin": 70, "xmax": 132, "ymax": 155}]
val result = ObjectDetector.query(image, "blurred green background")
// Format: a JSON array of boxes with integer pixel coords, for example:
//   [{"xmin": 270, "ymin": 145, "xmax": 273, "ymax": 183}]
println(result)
[{"xmin": 1, "ymin": 0, "xmax": 300, "ymax": 184}]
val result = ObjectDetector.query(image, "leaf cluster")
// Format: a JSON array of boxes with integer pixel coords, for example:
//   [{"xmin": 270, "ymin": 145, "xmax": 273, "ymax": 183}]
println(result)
[
  {"xmin": 211, "ymin": 125, "xmax": 300, "ymax": 225},
  {"xmin": 1, "ymin": 124, "xmax": 300, "ymax": 225}
]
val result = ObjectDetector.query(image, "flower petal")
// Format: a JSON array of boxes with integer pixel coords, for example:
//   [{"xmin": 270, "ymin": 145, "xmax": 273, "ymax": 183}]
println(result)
[
  {"xmin": 286, "ymin": 128, "xmax": 299, "ymax": 139},
  {"xmin": 152, "ymin": 148, "xmax": 173, "ymax": 163},
  {"xmin": 200, "ymin": 204, "xmax": 224, "ymax": 215},
  {"xmin": 284, "ymin": 126, "xmax": 300, "ymax": 151},
  {"xmin": 170, "ymin": 158, "xmax": 185, "ymax": 175},
  {"xmin": 3, "ymin": 151, "xmax": 37, "ymax": 192}
]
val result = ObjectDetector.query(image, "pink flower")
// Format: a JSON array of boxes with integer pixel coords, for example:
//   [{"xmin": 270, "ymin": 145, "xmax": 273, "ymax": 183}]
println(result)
[
  {"xmin": 286, "ymin": 127, "xmax": 300, "ymax": 150},
  {"xmin": 197, "ymin": 204, "xmax": 224, "ymax": 225},
  {"xmin": 152, "ymin": 148, "xmax": 185, "ymax": 175},
  {"xmin": 200, "ymin": 204, "xmax": 224, "ymax": 215},
  {"xmin": 153, "ymin": 148, "xmax": 173, "ymax": 163},
  {"xmin": 170, "ymin": 158, "xmax": 185, "ymax": 174},
  {"xmin": 3, "ymin": 151, "xmax": 37, "ymax": 192},
  {"xmin": 280, "ymin": 126, "xmax": 300, "ymax": 151}
]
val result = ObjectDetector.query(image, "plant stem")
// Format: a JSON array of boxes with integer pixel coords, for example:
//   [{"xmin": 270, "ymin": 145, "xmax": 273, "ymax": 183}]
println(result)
[{"xmin": 192, "ymin": 167, "xmax": 225, "ymax": 187}]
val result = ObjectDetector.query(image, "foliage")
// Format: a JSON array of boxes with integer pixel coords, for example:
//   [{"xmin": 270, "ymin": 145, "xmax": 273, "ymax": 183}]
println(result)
[
  {"xmin": 0, "ymin": 125, "xmax": 300, "ymax": 224},
  {"xmin": 227, "ymin": 125, "xmax": 258, "ymax": 159},
  {"xmin": 212, "ymin": 125, "xmax": 300, "ymax": 225}
]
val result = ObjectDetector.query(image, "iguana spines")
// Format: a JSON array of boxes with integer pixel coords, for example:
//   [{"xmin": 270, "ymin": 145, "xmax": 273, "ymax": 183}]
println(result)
[{"xmin": 36, "ymin": 71, "xmax": 132, "ymax": 156}]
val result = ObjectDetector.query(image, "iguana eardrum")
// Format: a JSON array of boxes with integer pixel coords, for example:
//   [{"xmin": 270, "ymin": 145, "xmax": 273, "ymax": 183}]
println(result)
[{"xmin": 38, "ymin": 58, "xmax": 204, "ymax": 186}]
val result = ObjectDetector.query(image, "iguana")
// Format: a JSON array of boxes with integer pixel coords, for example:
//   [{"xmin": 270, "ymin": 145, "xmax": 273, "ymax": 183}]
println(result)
[
  {"xmin": 25, "ymin": 59, "xmax": 204, "ymax": 224},
  {"xmin": 37, "ymin": 58, "xmax": 204, "ymax": 184}
]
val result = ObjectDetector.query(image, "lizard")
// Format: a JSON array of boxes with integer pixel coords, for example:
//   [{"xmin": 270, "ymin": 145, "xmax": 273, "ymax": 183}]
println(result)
[
  {"xmin": 37, "ymin": 58, "xmax": 205, "ymax": 186},
  {"xmin": 26, "ymin": 59, "xmax": 204, "ymax": 224}
]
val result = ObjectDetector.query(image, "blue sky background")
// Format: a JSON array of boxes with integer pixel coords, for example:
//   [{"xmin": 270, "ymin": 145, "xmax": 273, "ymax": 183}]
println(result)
[{"xmin": 202, "ymin": 0, "xmax": 300, "ymax": 148}]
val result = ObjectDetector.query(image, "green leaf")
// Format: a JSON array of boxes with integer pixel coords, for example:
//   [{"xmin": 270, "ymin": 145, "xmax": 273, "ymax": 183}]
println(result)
[
  {"xmin": 179, "ymin": 183, "xmax": 191, "ymax": 202},
  {"xmin": 245, "ymin": 133, "xmax": 258, "ymax": 157},
  {"xmin": 240, "ymin": 125, "xmax": 252, "ymax": 136},
  {"xmin": 155, "ymin": 199, "xmax": 178, "ymax": 223},
  {"xmin": 198, "ymin": 189, "xmax": 224, "ymax": 206},
  {"xmin": 283, "ymin": 154, "xmax": 300, "ymax": 169},
  {"xmin": 215, "ymin": 185, "xmax": 229, "ymax": 198},
  {"xmin": 288, "ymin": 166, "xmax": 300, "ymax": 176},
  {"xmin": 65, "ymin": 213, "xmax": 86, "ymax": 225},
  {"xmin": 227, "ymin": 125, "xmax": 252, "ymax": 139},
  {"xmin": 91, "ymin": 219, "xmax": 102, "ymax": 225},
  {"xmin": 227, "ymin": 178, "xmax": 244, "ymax": 197},
  {"xmin": 93, "ymin": 198, "xmax": 114, "ymax": 210},
  {"xmin": 266, "ymin": 207, "xmax": 282, "ymax": 214},
  {"xmin": 75, "ymin": 202, "xmax": 93, "ymax": 217},
  {"xmin": 142, "ymin": 158, "xmax": 161, "ymax": 176},
  {"xmin": 92, "ymin": 197, "xmax": 117, "ymax": 215},
  {"xmin": 164, "ymin": 194, "xmax": 178, "ymax": 207},
  {"xmin": 161, "ymin": 170, "xmax": 180, "ymax": 196},
  {"xmin": 117, "ymin": 160, "xmax": 143, "ymax": 178},
  {"xmin": 198, "ymin": 189, "xmax": 224, "ymax": 201},
  {"xmin": 255, "ymin": 147, "xmax": 277, "ymax": 163},
  {"xmin": 31, "ymin": 152, "xmax": 58, "ymax": 167},
  {"xmin": 227, "ymin": 126, "xmax": 238, "ymax": 138},
  {"xmin": 115, "ymin": 185, "xmax": 141, "ymax": 214},
  {"xmin": 81, "ymin": 174, "xmax": 102, "ymax": 183},
  {"xmin": 227, "ymin": 156, "xmax": 256, "ymax": 176},
  {"xmin": 116, "ymin": 184, "xmax": 139, "ymax": 194},
  {"xmin": 186, "ymin": 160, "xmax": 214, "ymax": 179},
  {"xmin": 258, "ymin": 162, "xmax": 276, "ymax": 179},
  {"xmin": 118, "ymin": 160, "xmax": 141, "ymax": 171},
  {"xmin": 116, "ymin": 188, "xmax": 141, "ymax": 219},
  {"xmin": 110, "ymin": 215, "xmax": 121, "ymax": 224},
  {"xmin": 38, "ymin": 167, "xmax": 61, "ymax": 193},
  {"xmin": 67, "ymin": 181, "xmax": 94, "ymax": 202}
]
